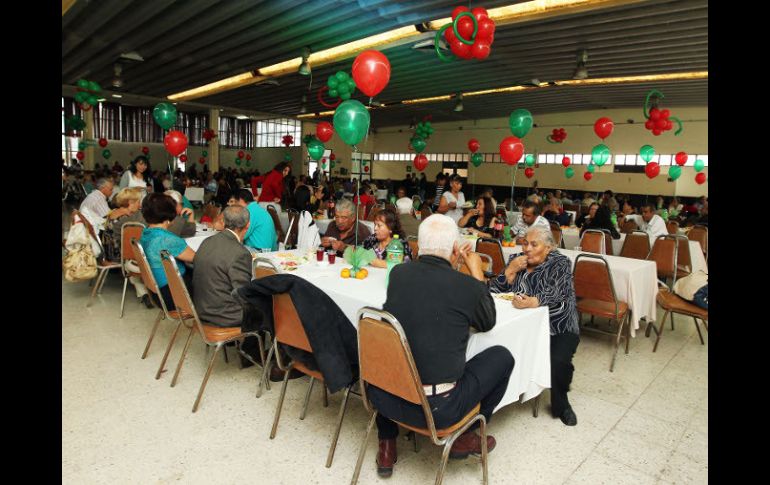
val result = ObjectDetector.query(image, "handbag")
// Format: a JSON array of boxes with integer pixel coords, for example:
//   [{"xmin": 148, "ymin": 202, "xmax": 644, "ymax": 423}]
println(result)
[
  {"xmin": 672, "ymin": 269, "xmax": 708, "ymax": 301},
  {"xmin": 63, "ymin": 244, "xmax": 98, "ymax": 282}
]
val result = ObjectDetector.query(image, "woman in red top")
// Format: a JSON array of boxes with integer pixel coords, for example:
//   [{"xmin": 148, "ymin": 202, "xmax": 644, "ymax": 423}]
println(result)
[
  {"xmin": 353, "ymin": 186, "xmax": 376, "ymax": 219},
  {"xmin": 251, "ymin": 162, "xmax": 291, "ymax": 212}
]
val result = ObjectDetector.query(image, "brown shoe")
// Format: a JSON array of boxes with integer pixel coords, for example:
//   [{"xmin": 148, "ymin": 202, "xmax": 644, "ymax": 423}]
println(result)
[
  {"xmin": 449, "ymin": 431, "xmax": 496, "ymax": 460},
  {"xmin": 269, "ymin": 366, "xmax": 304, "ymax": 382},
  {"xmin": 376, "ymin": 438, "xmax": 397, "ymax": 477}
]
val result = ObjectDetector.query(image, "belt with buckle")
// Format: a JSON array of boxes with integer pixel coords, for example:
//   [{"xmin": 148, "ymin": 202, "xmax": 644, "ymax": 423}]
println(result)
[{"xmin": 423, "ymin": 382, "xmax": 456, "ymax": 396}]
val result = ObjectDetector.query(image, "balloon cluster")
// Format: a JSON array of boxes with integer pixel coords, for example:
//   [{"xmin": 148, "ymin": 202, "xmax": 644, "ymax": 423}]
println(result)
[
  {"xmin": 202, "ymin": 128, "xmax": 217, "ymax": 142},
  {"xmin": 65, "ymin": 115, "xmax": 86, "ymax": 134},
  {"xmin": 199, "ymin": 149, "xmax": 208, "ymax": 165},
  {"xmin": 643, "ymin": 90, "xmax": 683, "ymax": 136},
  {"xmin": 500, "ymin": 109, "xmax": 532, "ymax": 167},
  {"xmin": 327, "ymin": 71, "xmax": 356, "ymax": 100},
  {"xmin": 547, "ymin": 128, "xmax": 567, "ymax": 143},
  {"xmin": 74, "ymin": 79, "xmax": 102, "ymax": 111},
  {"xmin": 562, "ymin": 156, "xmax": 573, "ymax": 179},
  {"xmin": 414, "ymin": 120, "xmax": 434, "ymax": 139},
  {"xmin": 282, "ymin": 134, "xmax": 294, "ymax": 147},
  {"xmin": 523, "ymin": 154, "xmax": 536, "ymax": 178},
  {"xmin": 639, "ymin": 144, "xmax": 659, "ymax": 179},
  {"xmin": 468, "ymin": 139, "xmax": 482, "ymax": 167},
  {"xmin": 435, "ymin": 6, "xmax": 496, "ymax": 62}
]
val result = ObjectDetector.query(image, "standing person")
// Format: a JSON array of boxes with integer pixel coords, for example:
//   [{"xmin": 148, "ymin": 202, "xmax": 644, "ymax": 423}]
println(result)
[
  {"xmin": 431, "ymin": 173, "xmax": 447, "ymax": 212},
  {"xmin": 417, "ymin": 173, "xmax": 427, "ymax": 201},
  {"xmin": 251, "ymin": 162, "xmax": 291, "ymax": 213},
  {"xmin": 119, "ymin": 156, "xmax": 151, "ymax": 195},
  {"xmin": 436, "ymin": 174, "xmax": 466, "ymax": 224}
]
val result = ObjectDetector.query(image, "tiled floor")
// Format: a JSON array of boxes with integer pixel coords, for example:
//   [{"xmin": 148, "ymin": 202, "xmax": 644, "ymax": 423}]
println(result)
[{"xmin": 62, "ymin": 211, "xmax": 707, "ymax": 484}]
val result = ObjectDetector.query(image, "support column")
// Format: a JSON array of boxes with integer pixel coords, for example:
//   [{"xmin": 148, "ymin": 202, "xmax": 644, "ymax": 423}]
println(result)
[
  {"xmin": 208, "ymin": 109, "xmax": 220, "ymax": 172},
  {"xmin": 83, "ymin": 108, "xmax": 95, "ymax": 170}
]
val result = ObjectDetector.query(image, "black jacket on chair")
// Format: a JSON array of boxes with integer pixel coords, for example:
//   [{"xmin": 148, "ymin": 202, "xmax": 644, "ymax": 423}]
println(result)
[{"xmin": 234, "ymin": 274, "xmax": 358, "ymax": 393}]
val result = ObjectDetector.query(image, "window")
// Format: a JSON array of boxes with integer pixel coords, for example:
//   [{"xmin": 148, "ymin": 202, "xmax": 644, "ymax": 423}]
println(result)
[
  {"xmin": 659, "ymin": 154, "xmax": 672, "ymax": 166},
  {"xmin": 256, "ymin": 118, "xmax": 301, "ymax": 148},
  {"xmin": 697, "ymin": 155, "xmax": 708, "ymax": 166},
  {"xmin": 613, "ymin": 154, "xmax": 625, "ymax": 166},
  {"xmin": 545, "ymin": 154, "xmax": 555, "ymax": 165},
  {"xmin": 351, "ymin": 152, "xmax": 372, "ymax": 181},
  {"xmin": 572, "ymin": 154, "xmax": 583, "ymax": 165},
  {"xmin": 62, "ymin": 97, "xmax": 80, "ymax": 165},
  {"xmin": 93, "ymin": 102, "xmax": 121, "ymax": 140},
  {"xmin": 219, "ymin": 117, "xmax": 255, "ymax": 149}
]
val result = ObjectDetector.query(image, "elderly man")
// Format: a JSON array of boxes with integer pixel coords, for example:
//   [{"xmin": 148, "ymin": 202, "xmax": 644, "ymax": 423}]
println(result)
[
  {"xmin": 623, "ymin": 202, "xmax": 667, "ymax": 242},
  {"xmin": 510, "ymin": 200, "xmax": 551, "ymax": 244},
  {"xmin": 368, "ymin": 214, "xmax": 514, "ymax": 478},
  {"xmin": 164, "ymin": 190, "xmax": 197, "ymax": 237},
  {"xmin": 543, "ymin": 197, "xmax": 571, "ymax": 226},
  {"xmin": 79, "ymin": 177, "xmax": 116, "ymax": 226},
  {"xmin": 395, "ymin": 197, "xmax": 420, "ymax": 238},
  {"xmin": 320, "ymin": 198, "xmax": 371, "ymax": 255},
  {"xmin": 232, "ymin": 188, "xmax": 278, "ymax": 253}
]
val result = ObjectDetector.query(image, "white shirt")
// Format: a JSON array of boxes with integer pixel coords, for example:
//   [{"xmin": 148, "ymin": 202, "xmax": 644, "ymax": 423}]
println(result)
[
  {"xmin": 442, "ymin": 191, "xmax": 465, "ymax": 224},
  {"xmin": 80, "ymin": 190, "xmax": 110, "ymax": 219},
  {"xmin": 511, "ymin": 214, "xmax": 551, "ymax": 238},
  {"xmin": 626, "ymin": 214, "xmax": 667, "ymax": 242}
]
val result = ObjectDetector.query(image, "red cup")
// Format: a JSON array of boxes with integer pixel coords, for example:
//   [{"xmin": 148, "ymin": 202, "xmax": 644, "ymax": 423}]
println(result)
[
  {"xmin": 327, "ymin": 251, "xmax": 336, "ymax": 264},
  {"xmin": 316, "ymin": 248, "xmax": 325, "ymax": 262}
]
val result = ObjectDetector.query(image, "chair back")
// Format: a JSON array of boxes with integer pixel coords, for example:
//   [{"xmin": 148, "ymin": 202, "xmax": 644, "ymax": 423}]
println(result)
[
  {"xmin": 563, "ymin": 203, "xmax": 580, "ymax": 213},
  {"xmin": 406, "ymin": 237, "xmax": 419, "ymax": 258},
  {"xmin": 366, "ymin": 206, "xmax": 381, "ymax": 222},
  {"xmin": 273, "ymin": 293, "xmax": 313, "ymax": 352},
  {"xmin": 266, "ymin": 205, "xmax": 284, "ymax": 242},
  {"xmin": 160, "ymin": 250, "xmax": 199, "ymax": 321},
  {"xmin": 72, "ymin": 210, "xmax": 105, "ymax": 259},
  {"xmin": 253, "ymin": 257, "xmax": 279, "ymax": 279},
  {"xmin": 601, "ymin": 229, "xmax": 614, "ymax": 256},
  {"xmin": 619, "ymin": 231, "xmax": 651, "ymax": 260},
  {"xmin": 549, "ymin": 221, "xmax": 564, "ymax": 248},
  {"xmin": 648, "ymin": 235, "xmax": 679, "ymax": 285},
  {"xmin": 573, "ymin": 254, "xmax": 618, "ymax": 314},
  {"xmin": 456, "ymin": 252, "xmax": 493, "ymax": 277},
  {"xmin": 620, "ymin": 219, "xmax": 638, "ymax": 234},
  {"xmin": 285, "ymin": 209, "xmax": 300, "ymax": 248},
  {"xmin": 670, "ymin": 234, "xmax": 691, "ymax": 273},
  {"xmin": 580, "ymin": 229, "xmax": 606, "ymax": 255},
  {"xmin": 120, "ymin": 222, "xmax": 145, "ymax": 277},
  {"xmin": 475, "ymin": 237, "xmax": 505, "ymax": 275},
  {"xmin": 357, "ymin": 307, "xmax": 439, "ymax": 438},
  {"xmin": 687, "ymin": 225, "xmax": 708, "ymax": 257},
  {"xmin": 129, "ymin": 238, "xmax": 162, "ymax": 298},
  {"xmin": 420, "ymin": 205, "xmax": 433, "ymax": 218},
  {"xmin": 202, "ymin": 202, "xmax": 220, "ymax": 222},
  {"xmin": 666, "ymin": 220, "xmax": 680, "ymax": 234}
]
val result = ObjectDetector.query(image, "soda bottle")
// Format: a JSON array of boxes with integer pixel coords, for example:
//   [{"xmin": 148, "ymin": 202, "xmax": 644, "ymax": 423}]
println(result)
[
  {"xmin": 610, "ymin": 212, "xmax": 618, "ymax": 228},
  {"xmin": 385, "ymin": 234, "xmax": 404, "ymax": 287}
]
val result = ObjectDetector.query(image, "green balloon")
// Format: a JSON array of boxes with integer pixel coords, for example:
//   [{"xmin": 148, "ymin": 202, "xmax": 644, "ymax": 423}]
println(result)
[
  {"xmin": 102, "ymin": 149, "xmax": 111, "ymax": 159},
  {"xmin": 694, "ymin": 159, "xmax": 705, "ymax": 172},
  {"xmin": 328, "ymin": 77, "xmax": 339, "ymax": 89},
  {"xmin": 333, "ymin": 100, "xmax": 370, "ymax": 146},
  {"xmin": 410, "ymin": 137, "xmax": 426, "ymax": 154},
  {"xmin": 202, "ymin": 150, "xmax": 208, "ymax": 157},
  {"xmin": 347, "ymin": 80, "xmax": 356, "ymax": 92},
  {"xmin": 340, "ymin": 91, "xmax": 351, "ymax": 100},
  {"xmin": 525, "ymin": 154, "xmax": 535, "ymax": 167},
  {"xmin": 471, "ymin": 153, "xmax": 483, "ymax": 167},
  {"xmin": 284, "ymin": 153, "xmax": 292, "ymax": 162},
  {"xmin": 336, "ymin": 71, "xmax": 348, "ymax": 82},
  {"xmin": 587, "ymin": 163, "xmax": 596, "ymax": 173},
  {"xmin": 307, "ymin": 139, "xmax": 325, "ymax": 161},
  {"xmin": 328, "ymin": 88, "xmax": 338, "ymax": 98},
  {"xmin": 508, "ymin": 109, "xmax": 533, "ymax": 138},
  {"xmin": 152, "ymin": 102, "xmax": 177, "ymax": 130},
  {"xmin": 565, "ymin": 167, "xmax": 575, "ymax": 178},
  {"xmin": 78, "ymin": 141, "xmax": 87, "ymax": 150},
  {"xmin": 330, "ymin": 161, "xmax": 336, "ymax": 168},
  {"xmin": 639, "ymin": 144, "xmax": 655, "ymax": 163},
  {"xmin": 74, "ymin": 91, "xmax": 87, "ymax": 103},
  {"xmin": 77, "ymin": 79, "xmax": 89, "ymax": 89},
  {"xmin": 246, "ymin": 160, "xmax": 251, "ymax": 167},
  {"xmin": 235, "ymin": 158, "xmax": 242, "ymax": 166},
  {"xmin": 668, "ymin": 165, "xmax": 682, "ymax": 180},
  {"xmin": 88, "ymin": 81, "xmax": 101, "ymax": 93},
  {"xmin": 338, "ymin": 82, "xmax": 350, "ymax": 93},
  {"xmin": 87, "ymin": 95, "xmax": 99, "ymax": 106},
  {"xmin": 591, "ymin": 144, "xmax": 610, "ymax": 166}
]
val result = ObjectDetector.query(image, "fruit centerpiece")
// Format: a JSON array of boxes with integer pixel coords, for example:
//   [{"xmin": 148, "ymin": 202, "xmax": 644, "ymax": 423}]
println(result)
[{"xmin": 340, "ymin": 246, "xmax": 376, "ymax": 279}]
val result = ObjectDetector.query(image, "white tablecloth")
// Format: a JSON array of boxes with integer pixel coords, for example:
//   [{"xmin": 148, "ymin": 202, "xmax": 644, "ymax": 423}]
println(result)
[
  {"xmin": 261, "ymin": 250, "xmax": 551, "ymax": 410},
  {"xmin": 376, "ymin": 189, "xmax": 388, "ymax": 200},
  {"xmin": 185, "ymin": 224, "xmax": 216, "ymax": 251}
]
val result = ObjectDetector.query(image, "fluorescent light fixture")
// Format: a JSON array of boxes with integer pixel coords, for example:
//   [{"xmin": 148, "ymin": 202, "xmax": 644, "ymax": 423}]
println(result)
[
  {"xmin": 555, "ymin": 71, "xmax": 708, "ymax": 86},
  {"xmin": 168, "ymin": 72, "xmax": 264, "ymax": 101},
  {"xmin": 236, "ymin": 115, "xmax": 249, "ymax": 120},
  {"xmin": 402, "ymin": 95, "xmax": 452, "ymax": 104},
  {"xmin": 111, "ymin": 94, "xmax": 123, "ymax": 98}
]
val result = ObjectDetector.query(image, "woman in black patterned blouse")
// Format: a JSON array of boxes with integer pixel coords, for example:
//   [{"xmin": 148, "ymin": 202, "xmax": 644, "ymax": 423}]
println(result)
[
  {"xmin": 466, "ymin": 225, "xmax": 580, "ymax": 426},
  {"xmin": 362, "ymin": 208, "xmax": 413, "ymax": 268}
]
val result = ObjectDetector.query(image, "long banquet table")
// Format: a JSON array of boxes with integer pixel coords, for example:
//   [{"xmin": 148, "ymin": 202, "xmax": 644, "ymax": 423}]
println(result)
[{"xmin": 261, "ymin": 249, "xmax": 551, "ymax": 411}]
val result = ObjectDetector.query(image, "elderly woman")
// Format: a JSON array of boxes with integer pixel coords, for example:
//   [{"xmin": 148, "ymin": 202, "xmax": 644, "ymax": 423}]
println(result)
[
  {"xmin": 457, "ymin": 196, "xmax": 496, "ymax": 238},
  {"xmin": 107, "ymin": 187, "xmax": 152, "ymax": 308},
  {"xmin": 362, "ymin": 208, "xmax": 413, "ymax": 268},
  {"xmin": 466, "ymin": 226, "xmax": 580, "ymax": 426},
  {"xmin": 164, "ymin": 190, "xmax": 197, "ymax": 237},
  {"xmin": 139, "ymin": 193, "xmax": 196, "ymax": 311},
  {"xmin": 320, "ymin": 198, "xmax": 372, "ymax": 255}
]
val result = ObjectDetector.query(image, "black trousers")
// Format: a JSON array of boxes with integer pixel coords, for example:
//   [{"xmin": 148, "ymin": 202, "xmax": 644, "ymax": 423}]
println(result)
[
  {"xmin": 155, "ymin": 269, "xmax": 194, "ymax": 312},
  {"xmin": 550, "ymin": 332, "xmax": 580, "ymax": 416},
  {"xmin": 369, "ymin": 346, "xmax": 514, "ymax": 440}
]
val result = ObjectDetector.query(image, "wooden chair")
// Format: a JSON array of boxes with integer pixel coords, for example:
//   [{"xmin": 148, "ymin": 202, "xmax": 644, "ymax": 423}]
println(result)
[
  {"xmin": 619, "ymin": 231, "xmax": 651, "ymax": 260},
  {"xmin": 406, "ymin": 236, "xmax": 419, "ymax": 259},
  {"xmin": 666, "ymin": 220, "xmax": 680, "ymax": 235},
  {"xmin": 159, "ymin": 250, "xmax": 269, "ymax": 412},
  {"xmin": 475, "ymin": 238, "xmax": 506, "ymax": 275},
  {"xmin": 119, "ymin": 221, "xmax": 145, "ymax": 318},
  {"xmin": 351, "ymin": 307, "xmax": 489, "ymax": 485},
  {"xmin": 573, "ymin": 254, "xmax": 630, "ymax": 371},
  {"xmin": 253, "ymin": 257, "xmax": 279, "ymax": 279},
  {"xmin": 456, "ymin": 252, "xmax": 494, "ymax": 279},
  {"xmin": 75, "ymin": 210, "xmax": 122, "ymax": 307},
  {"xmin": 579, "ymin": 229, "xmax": 606, "ymax": 255},
  {"xmin": 261, "ymin": 293, "xmax": 354, "ymax": 468},
  {"xmin": 648, "ymin": 281, "xmax": 708, "ymax": 352},
  {"xmin": 266, "ymin": 205, "xmax": 285, "ymax": 243},
  {"xmin": 620, "ymin": 219, "xmax": 639, "ymax": 234},
  {"xmin": 549, "ymin": 221, "xmax": 565, "ymax": 249},
  {"xmin": 201, "ymin": 202, "xmax": 220, "ymax": 222},
  {"xmin": 687, "ymin": 225, "xmax": 708, "ymax": 261},
  {"xmin": 284, "ymin": 209, "xmax": 300, "ymax": 249}
]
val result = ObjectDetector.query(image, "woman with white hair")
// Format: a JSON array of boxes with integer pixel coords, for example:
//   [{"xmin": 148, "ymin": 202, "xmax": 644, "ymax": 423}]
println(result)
[{"xmin": 466, "ymin": 225, "xmax": 580, "ymax": 426}]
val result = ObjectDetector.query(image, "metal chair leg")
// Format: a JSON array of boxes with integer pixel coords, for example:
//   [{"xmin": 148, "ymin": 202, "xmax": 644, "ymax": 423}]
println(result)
[
  {"xmin": 479, "ymin": 416, "xmax": 489, "ymax": 485},
  {"xmin": 270, "ymin": 363, "xmax": 294, "ymax": 439},
  {"xmin": 692, "ymin": 317, "xmax": 705, "ymax": 345},
  {"xmin": 610, "ymin": 318, "xmax": 623, "ymax": 372},
  {"xmin": 96, "ymin": 268, "xmax": 111, "ymax": 294},
  {"xmin": 170, "ymin": 326, "xmax": 195, "ymax": 387},
  {"xmin": 192, "ymin": 344, "xmax": 221, "ymax": 413},
  {"xmin": 323, "ymin": 385, "xmax": 329, "ymax": 407},
  {"xmin": 625, "ymin": 314, "xmax": 631, "ymax": 354},
  {"xmin": 300, "ymin": 377, "xmax": 316, "ymax": 420},
  {"xmin": 702, "ymin": 318, "xmax": 708, "ymax": 331},
  {"xmin": 325, "ymin": 386, "xmax": 351, "ymax": 468},
  {"xmin": 257, "ymin": 344, "xmax": 275, "ymax": 398},
  {"xmin": 350, "ymin": 411, "xmax": 377, "ymax": 485},
  {"xmin": 87, "ymin": 270, "xmax": 106, "ymax": 307},
  {"xmin": 670, "ymin": 311, "xmax": 675, "ymax": 331},
  {"xmin": 142, "ymin": 310, "xmax": 164, "ymax": 359},
  {"xmin": 119, "ymin": 276, "xmax": 129, "ymax": 318},
  {"xmin": 532, "ymin": 394, "xmax": 541, "ymax": 418},
  {"xmin": 407, "ymin": 430, "xmax": 420, "ymax": 452},
  {"xmin": 222, "ymin": 345, "xmax": 229, "ymax": 364},
  {"xmin": 653, "ymin": 310, "xmax": 669, "ymax": 352},
  {"xmin": 155, "ymin": 320, "xmax": 183, "ymax": 379}
]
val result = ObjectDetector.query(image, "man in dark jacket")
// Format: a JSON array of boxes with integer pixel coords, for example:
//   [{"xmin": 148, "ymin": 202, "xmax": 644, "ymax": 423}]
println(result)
[{"xmin": 368, "ymin": 214, "xmax": 515, "ymax": 478}]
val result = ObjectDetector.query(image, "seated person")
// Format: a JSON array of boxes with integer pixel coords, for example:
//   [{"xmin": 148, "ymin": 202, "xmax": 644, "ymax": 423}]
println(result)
[
  {"xmin": 138, "ymin": 193, "xmax": 196, "ymax": 310},
  {"xmin": 622, "ymin": 202, "xmax": 667, "ymax": 241},
  {"xmin": 457, "ymin": 196, "xmax": 497, "ymax": 238},
  {"xmin": 543, "ymin": 197, "xmax": 571, "ymax": 227},
  {"xmin": 575, "ymin": 202, "xmax": 598, "ymax": 228},
  {"xmin": 395, "ymin": 197, "xmax": 420, "ymax": 239},
  {"xmin": 232, "ymin": 188, "xmax": 278, "ymax": 253},
  {"xmin": 361, "ymin": 208, "xmax": 413, "ymax": 267},
  {"xmin": 108, "ymin": 187, "xmax": 151, "ymax": 308},
  {"xmin": 510, "ymin": 200, "xmax": 551, "ymax": 244},
  {"xmin": 163, "ymin": 190, "xmax": 197, "ymax": 237},
  {"xmin": 466, "ymin": 226, "xmax": 580, "ymax": 426},
  {"xmin": 579, "ymin": 206, "xmax": 620, "ymax": 239},
  {"xmin": 79, "ymin": 178, "xmax": 121, "ymax": 228},
  {"xmin": 368, "ymin": 214, "xmax": 514, "ymax": 477},
  {"xmin": 320, "ymin": 198, "xmax": 371, "ymax": 256}
]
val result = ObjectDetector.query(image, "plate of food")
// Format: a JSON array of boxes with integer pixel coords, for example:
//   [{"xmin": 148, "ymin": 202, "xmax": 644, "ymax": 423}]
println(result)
[
  {"xmin": 461, "ymin": 201, "xmax": 474, "ymax": 209},
  {"xmin": 493, "ymin": 293, "xmax": 517, "ymax": 301}
]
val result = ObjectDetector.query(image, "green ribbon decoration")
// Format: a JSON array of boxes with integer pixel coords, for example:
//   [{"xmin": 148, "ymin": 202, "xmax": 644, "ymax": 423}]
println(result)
[
  {"xmin": 643, "ymin": 89, "xmax": 665, "ymax": 119},
  {"xmin": 452, "ymin": 12, "xmax": 478, "ymax": 46},
  {"xmin": 669, "ymin": 116, "xmax": 683, "ymax": 136}
]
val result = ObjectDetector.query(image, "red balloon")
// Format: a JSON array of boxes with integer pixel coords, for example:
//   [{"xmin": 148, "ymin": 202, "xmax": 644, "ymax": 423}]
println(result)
[
  {"xmin": 468, "ymin": 139, "xmax": 480, "ymax": 153},
  {"xmin": 413, "ymin": 154, "xmax": 428, "ymax": 171},
  {"xmin": 444, "ymin": 27, "xmax": 457, "ymax": 44},
  {"xmin": 364, "ymin": 166, "xmax": 370, "ymax": 173},
  {"xmin": 245, "ymin": 153, "xmax": 252, "ymax": 161},
  {"xmin": 352, "ymin": 50, "xmax": 391, "ymax": 98},
  {"xmin": 329, "ymin": 152, "xmax": 336, "ymax": 161},
  {"xmin": 199, "ymin": 157, "xmax": 206, "ymax": 164},
  {"xmin": 98, "ymin": 138, "xmax": 108, "ymax": 148},
  {"xmin": 179, "ymin": 154, "xmax": 188, "ymax": 163},
  {"xmin": 649, "ymin": 108, "xmax": 661, "ymax": 121},
  {"xmin": 237, "ymin": 150, "xmax": 245, "ymax": 159},
  {"xmin": 665, "ymin": 120, "xmax": 673, "ymax": 130},
  {"xmin": 456, "ymin": 16, "xmax": 474, "ymax": 40},
  {"xmin": 141, "ymin": 146, "xmax": 150, "ymax": 155},
  {"xmin": 652, "ymin": 128, "xmax": 662, "ymax": 136},
  {"xmin": 675, "ymin": 151, "xmax": 688, "ymax": 166},
  {"xmin": 76, "ymin": 151, "xmax": 85, "ymax": 160},
  {"xmin": 451, "ymin": 5, "xmax": 470, "ymax": 20},
  {"xmin": 471, "ymin": 40, "xmax": 491, "ymax": 60},
  {"xmin": 661, "ymin": 109, "xmax": 670, "ymax": 118},
  {"xmin": 316, "ymin": 121, "xmax": 334, "ymax": 143},
  {"xmin": 524, "ymin": 167, "xmax": 534, "ymax": 179},
  {"xmin": 471, "ymin": 7, "xmax": 489, "ymax": 21},
  {"xmin": 562, "ymin": 156, "xmax": 571, "ymax": 167},
  {"xmin": 695, "ymin": 172, "xmax": 707, "ymax": 185},
  {"xmin": 476, "ymin": 18, "xmax": 496, "ymax": 41},
  {"xmin": 450, "ymin": 40, "xmax": 472, "ymax": 59},
  {"xmin": 594, "ymin": 117, "xmax": 614, "ymax": 140},
  {"xmin": 645, "ymin": 162, "xmax": 660, "ymax": 179},
  {"xmin": 499, "ymin": 136, "xmax": 524, "ymax": 165},
  {"xmin": 655, "ymin": 118, "xmax": 667, "ymax": 129},
  {"xmin": 645, "ymin": 119, "xmax": 655, "ymax": 130},
  {"xmin": 583, "ymin": 172, "xmax": 592, "ymax": 181},
  {"xmin": 164, "ymin": 130, "xmax": 188, "ymax": 157}
]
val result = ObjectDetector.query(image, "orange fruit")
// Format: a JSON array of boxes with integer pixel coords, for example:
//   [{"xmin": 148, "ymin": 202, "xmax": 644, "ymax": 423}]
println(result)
[
  {"xmin": 341, "ymin": 268, "xmax": 350, "ymax": 278},
  {"xmin": 356, "ymin": 268, "xmax": 368, "ymax": 279}
]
